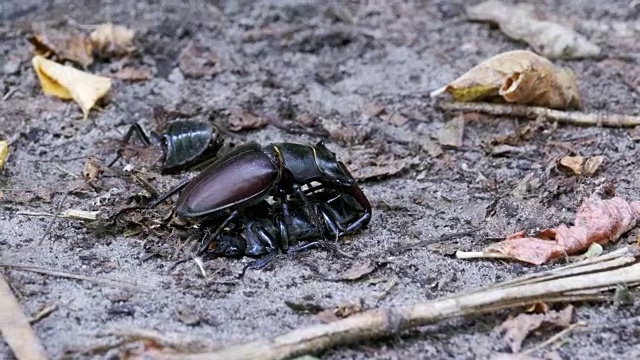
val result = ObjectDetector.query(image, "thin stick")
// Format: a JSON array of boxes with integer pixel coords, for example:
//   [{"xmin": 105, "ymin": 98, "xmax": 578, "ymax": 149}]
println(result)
[
  {"xmin": 522, "ymin": 321, "xmax": 587, "ymax": 355},
  {"xmin": 0, "ymin": 274, "xmax": 48, "ymax": 360},
  {"xmin": 438, "ymin": 102, "xmax": 640, "ymax": 128},
  {"xmin": 0, "ymin": 263, "xmax": 151, "ymax": 291},
  {"xmin": 29, "ymin": 304, "xmax": 58, "ymax": 324},
  {"xmin": 52, "ymin": 163, "xmax": 79, "ymax": 178},
  {"xmin": 38, "ymin": 191, "xmax": 69, "ymax": 245}
]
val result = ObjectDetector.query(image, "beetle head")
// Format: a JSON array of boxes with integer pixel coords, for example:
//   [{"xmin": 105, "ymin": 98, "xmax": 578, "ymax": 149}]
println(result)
[
  {"xmin": 213, "ymin": 234, "xmax": 247, "ymax": 258},
  {"xmin": 314, "ymin": 141, "xmax": 356, "ymax": 187}
]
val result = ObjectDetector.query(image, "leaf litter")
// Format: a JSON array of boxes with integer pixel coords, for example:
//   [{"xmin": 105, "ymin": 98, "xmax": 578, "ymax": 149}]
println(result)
[
  {"xmin": 557, "ymin": 155, "xmax": 605, "ymax": 177},
  {"xmin": 466, "ymin": 1, "xmax": 601, "ymax": 60},
  {"xmin": 431, "ymin": 50, "xmax": 581, "ymax": 110},
  {"xmin": 498, "ymin": 305, "xmax": 573, "ymax": 353},
  {"xmin": 458, "ymin": 195, "xmax": 640, "ymax": 264},
  {"xmin": 32, "ymin": 56, "xmax": 112, "ymax": 119}
]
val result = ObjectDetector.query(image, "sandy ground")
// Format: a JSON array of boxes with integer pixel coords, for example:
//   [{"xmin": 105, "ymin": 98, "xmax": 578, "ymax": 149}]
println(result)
[{"xmin": 2, "ymin": 0, "xmax": 640, "ymax": 359}]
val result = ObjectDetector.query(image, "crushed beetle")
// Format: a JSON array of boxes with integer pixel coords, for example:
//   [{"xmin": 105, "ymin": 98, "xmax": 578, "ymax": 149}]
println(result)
[{"xmin": 209, "ymin": 187, "xmax": 370, "ymax": 269}]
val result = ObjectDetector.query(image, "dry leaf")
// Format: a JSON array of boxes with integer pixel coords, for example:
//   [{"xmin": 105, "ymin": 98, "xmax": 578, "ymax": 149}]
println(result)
[
  {"xmin": 0, "ymin": 141, "xmax": 9, "ymax": 170},
  {"xmin": 438, "ymin": 116, "xmax": 464, "ymax": 148},
  {"xmin": 483, "ymin": 195, "xmax": 640, "ymax": 264},
  {"xmin": 89, "ymin": 23, "xmax": 136, "ymax": 57},
  {"xmin": 499, "ymin": 305, "xmax": 573, "ymax": 353},
  {"xmin": 336, "ymin": 260, "xmax": 377, "ymax": 281},
  {"xmin": 382, "ymin": 112, "xmax": 408, "ymax": 127},
  {"xmin": 178, "ymin": 43, "xmax": 221, "ymax": 77},
  {"xmin": 113, "ymin": 67, "xmax": 153, "ymax": 81},
  {"xmin": 227, "ymin": 109, "xmax": 268, "ymax": 132},
  {"xmin": 558, "ymin": 155, "xmax": 604, "ymax": 176},
  {"xmin": 29, "ymin": 30, "xmax": 94, "ymax": 67},
  {"xmin": 83, "ymin": 156, "xmax": 103, "ymax": 183},
  {"xmin": 32, "ymin": 56, "xmax": 112, "ymax": 119},
  {"xmin": 467, "ymin": 1, "xmax": 601, "ymax": 59},
  {"xmin": 315, "ymin": 299, "xmax": 364, "ymax": 323},
  {"xmin": 430, "ymin": 50, "xmax": 581, "ymax": 110}
]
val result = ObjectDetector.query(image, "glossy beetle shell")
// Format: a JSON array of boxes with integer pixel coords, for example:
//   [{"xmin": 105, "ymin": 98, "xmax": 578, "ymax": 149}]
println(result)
[
  {"xmin": 175, "ymin": 143, "xmax": 278, "ymax": 217},
  {"xmin": 163, "ymin": 120, "xmax": 217, "ymax": 170}
]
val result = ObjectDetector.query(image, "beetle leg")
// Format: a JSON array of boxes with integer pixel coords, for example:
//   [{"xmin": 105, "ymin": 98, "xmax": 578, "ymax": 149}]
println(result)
[
  {"xmin": 241, "ymin": 252, "xmax": 277, "ymax": 276},
  {"xmin": 339, "ymin": 185, "xmax": 372, "ymax": 236},
  {"xmin": 294, "ymin": 187, "xmax": 326, "ymax": 241},
  {"xmin": 196, "ymin": 209, "xmax": 240, "ymax": 255},
  {"xmin": 108, "ymin": 123, "xmax": 153, "ymax": 167},
  {"xmin": 274, "ymin": 213, "xmax": 291, "ymax": 251},
  {"xmin": 287, "ymin": 241, "xmax": 319, "ymax": 253},
  {"xmin": 146, "ymin": 178, "xmax": 192, "ymax": 208},
  {"xmin": 318, "ymin": 205, "xmax": 340, "ymax": 241}
]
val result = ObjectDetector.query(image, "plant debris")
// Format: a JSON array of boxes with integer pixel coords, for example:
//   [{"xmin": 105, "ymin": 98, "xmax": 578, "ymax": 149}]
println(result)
[
  {"xmin": 334, "ymin": 260, "xmax": 377, "ymax": 281},
  {"xmin": 467, "ymin": 1, "xmax": 601, "ymax": 59},
  {"xmin": 431, "ymin": 50, "xmax": 581, "ymax": 110},
  {"xmin": 178, "ymin": 43, "xmax": 221, "ymax": 78},
  {"xmin": 32, "ymin": 56, "xmax": 112, "ymax": 119},
  {"xmin": 498, "ymin": 305, "xmax": 573, "ymax": 353},
  {"xmin": 438, "ymin": 116, "xmax": 464, "ymax": 148},
  {"xmin": 0, "ymin": 140, "xmax": 9, "ymax": 169},
  {"xmin": 315, "ymin": 299, "xmax": 365, "ymax": 323},
  {"xmin": 83, "ymin": 156, "xmax": 104, "ymax": 183},
  {"xmin": 438, "ymin": 102, "xmax": 640, "ymax": 128},
  {"xmin": 558, "ymin": 155, "xmax": 605, "ymax": 177},
  {"xmin": 284, "ymin": 301, "xmax": 325, "ymax": 314},
  {"xmin": 113, "ymin": 66, "xmax": 153, "ymax": 81},
  {"xmin": 0, "ymin": 274, "xmax": 48, "ymax": 360},
  {"xmin": 89, "ymin": 23, "xmax": 136, "ymax": 58},
  {"xmin": 227, "ymin": 109, "xmax": 268, "ymax": 132},
  {"xmin": 458, "ymin": 195, "xmax": 640, "ymax": 264},
  {"xmin": 29, "ymin": 30, "xmax": 94, "ymax": 68}
]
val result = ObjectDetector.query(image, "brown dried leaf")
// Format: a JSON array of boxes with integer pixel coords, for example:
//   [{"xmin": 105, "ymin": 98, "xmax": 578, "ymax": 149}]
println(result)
[
  {"xmin": 484, "ymin": 196, "xmax": 640, "ymax": 264},
  {"xmin": 315, "ymin": 299, "xmax": 364, "ymax": 323},
  {"xmin": 467, "ymin": 1, "xmax": 601, "ymax": 59},
  {"xmin": 113, "ymin": 67, "xmax": 153, "ymax": 81},
  {"xmin": 438, "ymin": 116, "xmax": 464, "ymax": 148},
  {"xmin": 336, "ymin": 260, "xmax": 377, "ymax": 281},
  {"xmin": 89, "ymin": 23, "xmax": 135, "ymax": 58},
  {"xmin": 499, "ymin": 305, "xmax": 573, "ymax": 353},
  {"xmin": 29, "ymin": 31, "xmax": 94, "ymax": 68},
  {"xmin": 83, "ymin": 156, "xmax": 103, "ymax": 183},
  {"xmin": 178, "ymin": 43, "xmax": 221, "ymax": 78},
  {"xmin": 558, "ymin": 155, "xmax": 604, "ymax": 177},
  {"xmin": 362, "ymin": 102, "xmax": 385, "ymax": 117},
  {"xmin": 227, "ymin": 109, "xmax": 268, "ymax": 132},
  {"xmin": 430, "ymin": 50, "xmax": 581, "ymax": 110}
]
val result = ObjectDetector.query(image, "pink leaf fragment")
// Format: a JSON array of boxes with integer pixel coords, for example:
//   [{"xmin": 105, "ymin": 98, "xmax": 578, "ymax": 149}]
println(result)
[{"xmin": 484, "ymin": 196, "xmax": 640, "ymax": 264}]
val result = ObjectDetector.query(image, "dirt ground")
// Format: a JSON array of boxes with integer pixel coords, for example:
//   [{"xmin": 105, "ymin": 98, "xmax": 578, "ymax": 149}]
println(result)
[{"xmin": 2, "ymin": 0, "xmax": 640, "ymax": 359}]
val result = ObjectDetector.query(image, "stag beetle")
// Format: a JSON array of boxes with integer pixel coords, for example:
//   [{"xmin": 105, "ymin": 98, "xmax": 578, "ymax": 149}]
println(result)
[
  {"xmin": 145, "ymin": 141, "xmax": 372, "ymax": 255},
  {"xmin": 108, "ymin": 109, "xmax": 224, "ymax": 174},
  {"xmin": 211, "ymin": 188, "xmax": 369, "ymax": 268}
]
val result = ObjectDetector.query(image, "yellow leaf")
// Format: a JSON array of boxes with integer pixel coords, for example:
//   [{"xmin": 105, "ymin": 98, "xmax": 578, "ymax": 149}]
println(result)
[
  {"xmin": 32, "ymin": 56, "xmax": 112, "ymax": 119},
  {"xmin": 0, "ymin": 141, "xmax": 9, "ymax": 169},
  {"xmin": 430, "ymin": 50, "xmax": 581, "ymax": 110}
]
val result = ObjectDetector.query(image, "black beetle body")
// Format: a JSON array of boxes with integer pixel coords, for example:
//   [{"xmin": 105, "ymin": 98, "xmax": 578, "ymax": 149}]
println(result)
[
  {"xmin": 109, "ymin": 118, "xmax": 223, "ymax": 174},
  {"xmin": 212, "ymin": 189, "xmax": 369, "ymax": 261}
]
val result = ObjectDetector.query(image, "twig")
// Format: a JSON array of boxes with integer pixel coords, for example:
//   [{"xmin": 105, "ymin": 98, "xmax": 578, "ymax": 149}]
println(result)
[
  {"xmin": 438, "ymin": 102, "xmax": 640, "ymax": 127},
  {"xmin": 52, "ymin": 163, "xmax": 79, "ymax": 178},
  {"xmin": 122, "ymin": 246, "xmax": 640, "ymax": 360},
  {"xmin": 0, "ymin": 274, "xmax": 48, "ymax": 360},
  {"xmin": 522, "ymin": 321, "xmax": 587, "ymax": 355},
  {"xmin": 38, "ymin": 191, "xmax": 69, "ymax": 245},
  {"xmin": 0, "ymin": 263, "xmax": 151, "ymax": 291},
  {"xmin": 388, "ymin": 227, "xmax": 481, "ymax": 254},
  {"xmin": 29, "ymin": 304, "xmax": 58, "ymax": 324},
  {"xmin": 375, "ymin": 275, "xmax": 398, "ymax": 301}
]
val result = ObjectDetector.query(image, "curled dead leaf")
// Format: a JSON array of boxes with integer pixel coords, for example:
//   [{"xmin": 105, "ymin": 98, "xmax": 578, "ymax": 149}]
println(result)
[
  {"xmin": 29, "ymin": 30, "xmax": 94, "ymax": 68},
  {"xmin": 431, "ymin": 50, "xmax": 581, "ymax": 110},
  {"xmin": 83, "ymin": 156, "xmax": 103, "ymax": 183},
  {"xmin": 467, "ymin": 1, "xmax": 601, "ymax": 59},
  {"xmin": 482, "ymin": 195, "xmax": 640, "ymax": 264},
  {"xmin": 32, "ymin": 56, "xmax": 112, "ymax": 119},
  {"xmin": 89, "ymin": 23, "xmax": 136, "ymax": 57},
  {"xmin": 0, "ymin": 141, "xmax": 9, "ymax": 169},
  {"xmin": 558, "ymin": 155, "xmax": 604, "ymax": 176}
]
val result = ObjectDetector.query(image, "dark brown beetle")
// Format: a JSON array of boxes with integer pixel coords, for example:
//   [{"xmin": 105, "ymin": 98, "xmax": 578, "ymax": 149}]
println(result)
[{"xmin": 146, "ymin": 141, "xmax": 372, "ymax": 255}]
